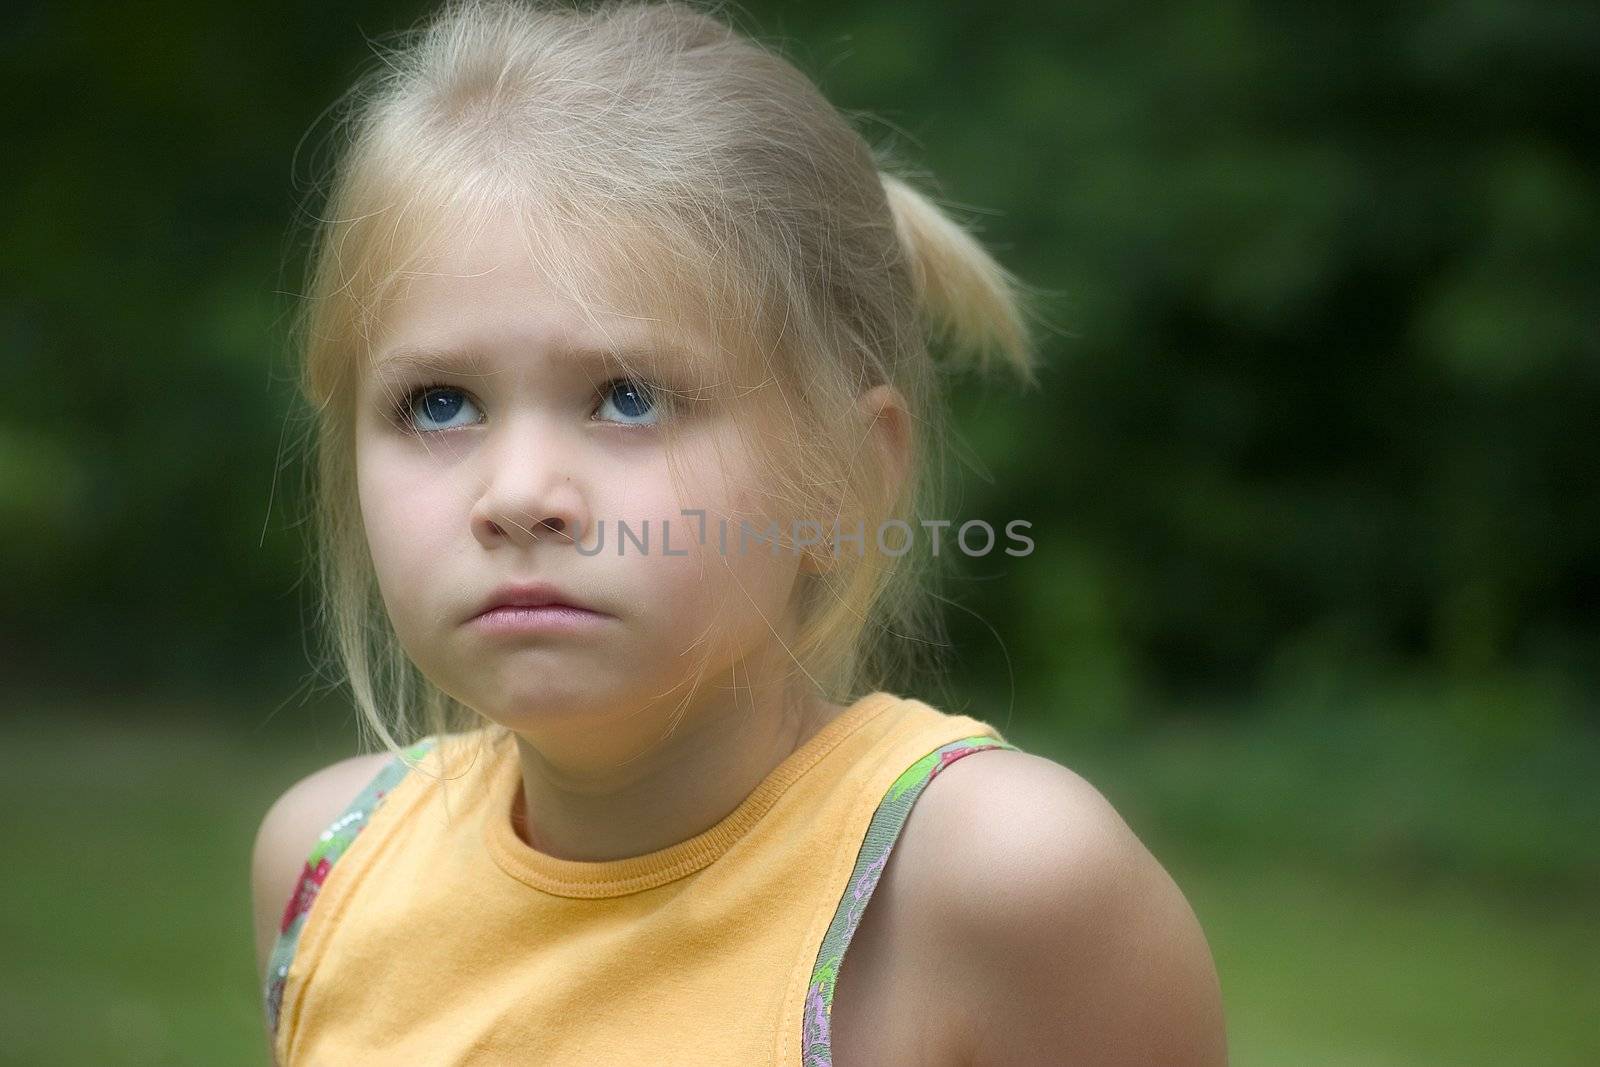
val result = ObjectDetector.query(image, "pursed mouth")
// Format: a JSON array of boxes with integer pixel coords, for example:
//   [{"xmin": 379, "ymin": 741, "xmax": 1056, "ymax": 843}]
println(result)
[
  {"xmin": 475, "ymin": 601, "xmax": 601, "ymax": 618},
  {"xmin": 467, "ymin": 598, "xmax": 615, "ymax": 625},
  {"xmin": 469, "ymin": 580, "xmax": 608, "ymax": 623}
]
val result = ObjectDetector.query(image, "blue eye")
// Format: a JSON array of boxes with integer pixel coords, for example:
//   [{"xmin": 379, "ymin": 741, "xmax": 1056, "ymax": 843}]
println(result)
[
  {"xmin": 595, "ymin": 378, "xmax": 659, "ymax": 425},
  {"xmin": 397, "ymin": 385, "xmax": 482, "ymax": 432}
]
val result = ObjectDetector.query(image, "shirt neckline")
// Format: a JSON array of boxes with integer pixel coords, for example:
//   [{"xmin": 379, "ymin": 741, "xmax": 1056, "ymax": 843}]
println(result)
[{"xmin": 481, "ymin": 691, "xmax": 900, "ymax": 899}]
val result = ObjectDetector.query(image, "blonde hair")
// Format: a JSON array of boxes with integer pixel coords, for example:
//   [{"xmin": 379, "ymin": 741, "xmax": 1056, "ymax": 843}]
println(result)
[{"xmin": 290, "ymin": 0, "xmax": 1043, "ymax": 756}]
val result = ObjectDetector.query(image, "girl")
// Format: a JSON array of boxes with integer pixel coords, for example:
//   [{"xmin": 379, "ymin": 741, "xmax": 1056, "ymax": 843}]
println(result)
[{"xmin": 249, "ymin": 1, "xmax": 1227, "ymax": 1064}]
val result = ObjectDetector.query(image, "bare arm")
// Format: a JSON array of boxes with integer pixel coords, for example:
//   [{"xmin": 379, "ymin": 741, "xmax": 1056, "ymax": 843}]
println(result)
[{"xmin": 923, "ymin": 752, "xmax": 1229, "ymax": 1067}]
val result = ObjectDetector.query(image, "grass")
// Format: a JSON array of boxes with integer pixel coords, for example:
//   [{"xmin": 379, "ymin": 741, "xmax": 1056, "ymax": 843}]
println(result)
[
  {"xmin": 1, "ymin": 696, "xmax": 1595, "ymax": 1065},
  {"xmin": 1179, "ymin": 857, "xmax": 1597, "ymax": 1065}
]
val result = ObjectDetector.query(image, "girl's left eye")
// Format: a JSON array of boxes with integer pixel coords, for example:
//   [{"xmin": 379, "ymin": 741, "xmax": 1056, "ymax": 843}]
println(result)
[
  {"xmin": 594, "ymin": 378, "xmax": 661, "ymax": 426},
  {"xmin": 394, "ymin": 385, "xmax": 482, "ymax": 433}
]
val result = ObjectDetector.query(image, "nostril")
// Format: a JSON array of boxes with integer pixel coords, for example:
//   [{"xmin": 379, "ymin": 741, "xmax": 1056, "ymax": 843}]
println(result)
[{"xmin": 480, "ymin": 514, "xmax": 571, "ymax": 542}]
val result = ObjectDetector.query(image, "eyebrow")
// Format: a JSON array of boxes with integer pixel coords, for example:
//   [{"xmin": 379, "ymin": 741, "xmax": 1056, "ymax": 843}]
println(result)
[{"xmin": 369, "ymin": 339, "xmax": 699, "ymax": 381}]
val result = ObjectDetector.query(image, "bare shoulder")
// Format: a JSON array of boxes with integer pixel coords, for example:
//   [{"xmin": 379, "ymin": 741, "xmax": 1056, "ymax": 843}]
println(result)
[
  {"xmin": 902, "ymin": 748, "xmax": 1229, "ymax": 1067},
  {"xmin": 249, "ymin": 750, "xmax": 393, "ymax": 984}
]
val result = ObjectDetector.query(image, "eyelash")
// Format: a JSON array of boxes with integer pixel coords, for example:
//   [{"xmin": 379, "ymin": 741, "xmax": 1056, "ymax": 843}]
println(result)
[{"xmin": 386, "ymin": 378, "xmax": 665, "ymax": 434}]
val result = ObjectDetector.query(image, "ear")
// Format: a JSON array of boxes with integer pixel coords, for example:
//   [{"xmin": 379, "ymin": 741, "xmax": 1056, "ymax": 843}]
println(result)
[
  {"xmin": 797, "ymin": 383, "xmax": 912, "ymax": 577},
  {"xmin": 857, "ymin": 382, "xmax": 913, "ymax": 510}
]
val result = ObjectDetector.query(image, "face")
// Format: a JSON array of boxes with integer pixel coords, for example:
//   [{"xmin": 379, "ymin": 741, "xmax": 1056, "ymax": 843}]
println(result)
[{"xmin": 353, "ymin": 210, "xmax": 806, "ymax": 745}]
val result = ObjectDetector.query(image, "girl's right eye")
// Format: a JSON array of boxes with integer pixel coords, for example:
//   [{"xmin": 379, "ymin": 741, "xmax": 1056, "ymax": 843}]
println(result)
[{"xmin": 393, "ymin": 384, "xmax": 483, "ymax": 433}]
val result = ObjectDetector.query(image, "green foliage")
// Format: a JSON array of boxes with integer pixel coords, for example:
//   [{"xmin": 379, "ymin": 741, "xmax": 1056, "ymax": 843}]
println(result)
[{"xmin": 3, "ymin": 0, "xmax": 1595, "ymax": 729}]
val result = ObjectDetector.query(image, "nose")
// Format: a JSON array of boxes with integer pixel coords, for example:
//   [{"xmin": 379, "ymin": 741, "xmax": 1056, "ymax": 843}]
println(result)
[{"xmin": 469, "ymin": 414, "xmax": 592, "ymax": 551}]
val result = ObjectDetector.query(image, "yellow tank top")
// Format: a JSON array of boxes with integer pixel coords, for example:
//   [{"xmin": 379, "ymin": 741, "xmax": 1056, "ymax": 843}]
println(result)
[{"xmin": 264, "ymin": 690, "xmax": 1016, "ymax": 1065}]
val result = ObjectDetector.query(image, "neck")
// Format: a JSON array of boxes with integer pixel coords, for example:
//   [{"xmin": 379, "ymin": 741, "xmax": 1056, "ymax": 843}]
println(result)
[{"xmin": 507, "ymin": 671, "xmax": 845, "ymax": 864}]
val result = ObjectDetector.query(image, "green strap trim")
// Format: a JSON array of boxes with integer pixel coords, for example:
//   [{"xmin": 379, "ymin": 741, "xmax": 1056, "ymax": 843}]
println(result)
[
  {"xmin": 801, "ymin": 733, "xmax": 1018, "ymax": 1066},
  {"xmin": 263, "ymin": 737, "xmax": 438, "ymax": 1040}
]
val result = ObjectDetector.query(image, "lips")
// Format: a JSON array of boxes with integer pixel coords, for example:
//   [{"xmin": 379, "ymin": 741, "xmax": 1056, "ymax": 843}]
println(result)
[{"xmin": 469, "ymin": 581, "xmax": 605, "ymax": 622}]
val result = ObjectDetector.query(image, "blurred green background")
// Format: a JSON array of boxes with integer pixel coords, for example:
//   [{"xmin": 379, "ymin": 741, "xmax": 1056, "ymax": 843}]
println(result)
[{"xmin": 3, "ymin": 0, "xmax": 1596, "ymax": 1064}]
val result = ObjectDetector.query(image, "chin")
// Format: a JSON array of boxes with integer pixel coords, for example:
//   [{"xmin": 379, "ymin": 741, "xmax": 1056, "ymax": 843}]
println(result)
[{"xmin": 488, "ymin": 680, "xmax": 617, "ymax": 721}]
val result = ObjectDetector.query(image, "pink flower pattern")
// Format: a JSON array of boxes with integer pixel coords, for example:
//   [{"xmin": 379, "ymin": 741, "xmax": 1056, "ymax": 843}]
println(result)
[{"xmin": 264, "ymin": 749, "xmax": 426, "ymax": 1045}]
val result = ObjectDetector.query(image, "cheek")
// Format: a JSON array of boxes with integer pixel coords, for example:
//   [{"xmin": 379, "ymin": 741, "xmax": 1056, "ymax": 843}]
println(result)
[
  {"xmin": 356, "ymin": 442, "xmax": 459, "ymax": 610},
  {"xmin": 646, "ymin": 508, "xmax": 803, "ymax": 654},
  {"xmin": 658, "ymin": 435, "xmax": 803, "ymax": 621},
  {"xmin": 668, "ymin": 426, "xmax": 773, "ymax": 528}
]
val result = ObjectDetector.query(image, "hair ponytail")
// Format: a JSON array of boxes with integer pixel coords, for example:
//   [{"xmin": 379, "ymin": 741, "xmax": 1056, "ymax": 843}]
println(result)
[{"xmin": 880, "ymin": 171, "xmax": 1039, "ymax": 386}]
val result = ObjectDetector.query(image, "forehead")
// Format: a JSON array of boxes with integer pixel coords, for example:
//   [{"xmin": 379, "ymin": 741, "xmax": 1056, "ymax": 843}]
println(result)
[{"xmin": 367, "ymin": 204, "xmax": 725, "ymax": 381}]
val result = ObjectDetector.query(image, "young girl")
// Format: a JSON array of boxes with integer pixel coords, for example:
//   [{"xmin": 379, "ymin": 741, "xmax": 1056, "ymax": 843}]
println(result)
[{"xmin": 249, "ymin": 1, "xmax": 1227, "ymax": 1063}]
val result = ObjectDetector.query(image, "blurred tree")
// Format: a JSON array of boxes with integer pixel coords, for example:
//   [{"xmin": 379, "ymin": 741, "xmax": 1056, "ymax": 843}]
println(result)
[{"xmin": 4, "ymin": 0, "xmax": 1595, "ymax": 729}]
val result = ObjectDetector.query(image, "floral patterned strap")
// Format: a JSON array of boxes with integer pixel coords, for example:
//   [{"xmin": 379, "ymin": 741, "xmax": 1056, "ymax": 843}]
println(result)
[
  {"xmin": 801, "ymin": 734, "xmax": 1019, "ymax": 1066},
  {"xmin": 263, "ymin": 737, "xmax": 439, "ymax": 1042}
]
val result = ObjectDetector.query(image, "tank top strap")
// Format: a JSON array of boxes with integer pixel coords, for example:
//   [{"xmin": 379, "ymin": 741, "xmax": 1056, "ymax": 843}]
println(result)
[
  {"xmin": 801, "ymin": 732, "xmax": 1019, "ymax": 1067},
  {"xmin": 263, "ymin": 737, "xmax": 439, "ymax": 1040}
]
